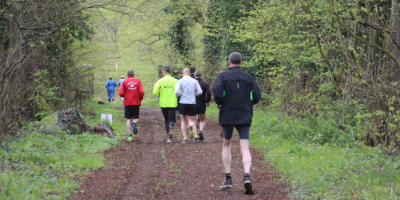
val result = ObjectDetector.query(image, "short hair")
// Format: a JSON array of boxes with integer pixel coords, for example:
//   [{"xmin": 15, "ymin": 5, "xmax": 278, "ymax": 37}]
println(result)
[
  {"xmin": 173, "ymin": 70, "xmax": 179, "ymax": 76},
  {"xmin": 228, "ymin": 52, "xmax": 242, "ymax": 64},
  {"xmin": 127, "ymin": 69, "xmax": 134, "ymax": 76},
  {"xmin": 194, "ymin": 70, "xmax": 202, "ymax": 77},
  {"xmin": 183, "ymin": 68, "xmax": 190, "ymax": 74},
  {"xmin": 162, "ymin": 66, "xmax": 170, "ymax": 74},
  {"xmin": 189, "ymin": 66, "xmax": 196, "ymax": 73},
  {"xmin": 109, "ymin": 76, "xmax": 112, "ymax": 79},
  {"xmin": 121, "ymin": 75, "xmax": 124, "ymax": 78}
]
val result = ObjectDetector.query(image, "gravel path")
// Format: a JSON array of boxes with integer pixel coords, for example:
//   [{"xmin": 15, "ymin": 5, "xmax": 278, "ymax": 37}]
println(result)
[{"xmin": 68, "ymin": 107, "xmax": 290, "ymax": 200}]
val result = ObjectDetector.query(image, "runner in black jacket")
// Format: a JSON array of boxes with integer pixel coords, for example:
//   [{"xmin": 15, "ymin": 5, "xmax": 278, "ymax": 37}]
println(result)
[
  {"xmin": 173, "ymin": 70, "xmax": 181, "ymax": 121},
  {"xmin": 194, "ymin": 70, "xmax": 211, "ymax": 140},
  {"xmin": 213, "ymin": 52, "xmax": 261, "ymax": 194}
]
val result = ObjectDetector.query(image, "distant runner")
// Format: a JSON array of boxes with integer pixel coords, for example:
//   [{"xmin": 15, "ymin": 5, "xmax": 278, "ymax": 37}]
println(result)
[
  {"xmin": 189, "ymin": 66, "xmax": 196, "ymax": 79},
  {"xmin": 175, "ymin": 68, "xmax": 202, "ymax": 143},
  {"xmin": 105, "ymin": 76, "xmax": 117, "ymax": 102},
  {"xmin": 172, "ymin": 70, "xmax": 181, "ymax": 121},
  {"xmin": 172, "ymin": 70, "xmax": 180, "ymax": 80},
  {"xmin": 194, "ymin": 70, "xmax": 211, "ymax": 141},
  {"xmin": 119, "ymin": 69, "xmax": 144, "ymax": 142},
  {"xmin": 153, "ymin": 66, "xmax": 178, "ymax": 143},
  {"xmin": 213, "ymin": 52, "xmax": 261, "ymax": 194},
  {"xmin": 117, "ymin": 75, "xmax": 125, "ymax": 102}
]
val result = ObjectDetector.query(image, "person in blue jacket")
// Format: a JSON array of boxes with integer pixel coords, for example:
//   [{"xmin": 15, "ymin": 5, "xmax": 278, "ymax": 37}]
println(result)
[
  {"xmin": 117, "ymin": 75, "xmax": 125, "ymax": 87},
  {"xmin": 117, "ymin": 75, "xmax": 126, "ymax": 102},
  {"xmin": 105, "ymin": 76, "xmax": 117, "ymax": 102}
]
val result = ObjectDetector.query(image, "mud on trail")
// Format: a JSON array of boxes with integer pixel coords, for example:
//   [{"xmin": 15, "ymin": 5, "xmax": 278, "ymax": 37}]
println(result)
[{"xmin": 69, "ymin": 107, "xmax": 290, "ymax": 200}]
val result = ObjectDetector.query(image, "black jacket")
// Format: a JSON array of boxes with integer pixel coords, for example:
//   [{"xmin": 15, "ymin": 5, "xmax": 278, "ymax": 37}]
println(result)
[
  {"xmin": 195, "ymin": 78, "xmax": 211, "ymax": 105},
  {"xmin": 213, "ymin": 66, "xmax": 261, "ymax": 125},
  {"xmin": 173, "ymin": 76, "xmax": 180, "ymax": 104}
]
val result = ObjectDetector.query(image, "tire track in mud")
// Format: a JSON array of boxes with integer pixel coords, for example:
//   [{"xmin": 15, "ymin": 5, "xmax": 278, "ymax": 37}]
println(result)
[{"xmin": 68, "ymin": 107, "xmax": 290, "ymax": 200}]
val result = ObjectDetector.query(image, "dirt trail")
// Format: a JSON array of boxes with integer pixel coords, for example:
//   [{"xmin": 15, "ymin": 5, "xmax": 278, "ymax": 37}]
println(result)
[{"xmin": 69, "ymin": 107, "xmax": 290, "ymax": 200}]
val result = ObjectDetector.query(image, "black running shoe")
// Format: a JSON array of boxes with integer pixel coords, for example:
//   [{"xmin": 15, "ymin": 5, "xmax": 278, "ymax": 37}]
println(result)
[
  {"xmin": 220, "ymin": 179, "xmax": 232, "ymax": 189},
  {"xmin": 199, "ymin": 130, "xmax": 204, "ymax": 140},
  {"xmin": 244, "ymin": 176, "xmax": 254, "ymax": 195}
]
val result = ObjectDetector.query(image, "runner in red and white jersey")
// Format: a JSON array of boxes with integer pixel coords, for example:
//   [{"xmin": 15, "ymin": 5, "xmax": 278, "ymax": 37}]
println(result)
[{"xmin": 119, "ymin": 69, "xmax": 144, "ymax": 142}]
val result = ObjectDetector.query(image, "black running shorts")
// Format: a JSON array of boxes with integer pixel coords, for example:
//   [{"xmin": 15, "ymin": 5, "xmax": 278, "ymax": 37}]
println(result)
[
  {"xmin": 125, "ymin": 105, "xmax": 140, "ymax": 119},
  {"xmin": 196, "ymin": 104, "xmax": 206, "ymax": 115},
  {"xmin": 222, "ymin": 124, "xmax": 250, "ymax": 140},
  {"xmin": 179, "ymin": 104, "xmax": 196, "ymax": 116}
]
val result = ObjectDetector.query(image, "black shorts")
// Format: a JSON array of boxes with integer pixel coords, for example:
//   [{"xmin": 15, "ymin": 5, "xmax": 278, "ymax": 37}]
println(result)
[
  {"xmin": 222, "ymin": 124, "xmax": 250, "ymax": 140},
  {"xmin": 179, "ymin": 104, "xmax": 196, "ymax": 116},
  {"xmin": 196, "ymin": 104, "xmax": 206, "ymax": 115},
  {"xmin": 125, "ymin": 105, "xmax": 140, "ymax": 119}
]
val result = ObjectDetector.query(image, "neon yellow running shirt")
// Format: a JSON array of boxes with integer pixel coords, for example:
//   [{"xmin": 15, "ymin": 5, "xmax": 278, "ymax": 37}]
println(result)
[{"xmin": 153, "ymin": 75, "xmax": 178, "ymax": 108}]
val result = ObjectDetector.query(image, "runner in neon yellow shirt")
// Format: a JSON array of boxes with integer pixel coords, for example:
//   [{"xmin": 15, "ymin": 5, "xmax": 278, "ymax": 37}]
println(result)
[{"xmin": 153, "ymin": 66, "xmax": 178, "ymax": 142}]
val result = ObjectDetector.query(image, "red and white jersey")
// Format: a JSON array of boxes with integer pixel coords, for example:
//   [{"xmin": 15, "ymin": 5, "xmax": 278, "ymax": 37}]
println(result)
[{"xmin": 118, "ymin": 76, "xmax": 144, "ymax": 106}]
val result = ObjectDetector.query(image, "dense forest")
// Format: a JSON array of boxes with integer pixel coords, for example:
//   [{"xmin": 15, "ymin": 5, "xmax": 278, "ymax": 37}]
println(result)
[{"xmin": 2, "ymin": 0, "xmax": 400, "ymax": 150}]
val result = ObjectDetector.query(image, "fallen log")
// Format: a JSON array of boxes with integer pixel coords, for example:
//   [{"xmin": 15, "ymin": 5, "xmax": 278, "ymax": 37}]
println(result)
[{"xmin": 89, "ymin": 123, "xmax": 116, "ymax": 138}]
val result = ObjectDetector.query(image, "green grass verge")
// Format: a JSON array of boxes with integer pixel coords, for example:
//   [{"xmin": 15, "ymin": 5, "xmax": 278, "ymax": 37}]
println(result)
[
  {"xmin": 0, "ymin": 100, "xmax": 127, "ymax": 200},
  {"xmin": 207, "ymin": 104, "xmax": 400, "ymax": 199},
  {"xmin": 141, "ymin": 99, "xmax": 159, "ymax": 107}
]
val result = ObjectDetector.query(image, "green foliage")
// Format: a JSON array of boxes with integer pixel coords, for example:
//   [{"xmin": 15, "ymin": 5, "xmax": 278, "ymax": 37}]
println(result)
[
  {"xmin": 164, "ymin": 0, "xmax": 205, "ymax": 66},
  {"xmin": 257, "ymin": 135, "xmax": 400, "ymax": 199},
  {"xmin": 225, "ymin": 0, "xmax": 400, "ymax": 150},
  {"xmin": 63, "ymin": 155, "xmax": 105, "ymax": 169},
  {"xmin": 0, "ymin": 100, "xmax": 126, "ymax": 199},
  {"xmin": 0, "ymin": 0, "xmax": 7, "ymax": 43},
  {"xmin": 207, "ymin": 105, "xmax": 400, "ymax": 199},
  {"xmin": 0, "ymin": 131, "xmax": 117, "ymax": 199},
  {"xmin": 29, "ymin": 70, "xmax": 65, "ymax": 119}
]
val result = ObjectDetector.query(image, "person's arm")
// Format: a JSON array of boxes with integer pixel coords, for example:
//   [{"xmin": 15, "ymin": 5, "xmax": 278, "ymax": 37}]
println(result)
[
  {"xmin": 205, "ymin": 83, "xmax": 211, "ymax": 104},
  {"xmin": 152, "ymin": 80, "xmax": 161, "ymax": 96},
  {"xmin": 195, "ymin": 81, "xmax": 203, "ymax": 96},
  {"xmin": 213, "ymin": 73, "xmax": 224, "ymax": 105},
  {"xmin": 105, "ymin": 81, "xmax": 108, "ymax": 89},
  {"xmin": 139, "ymin": 80, "xmax": 144, "ymax": 101},
  {"xmin": 118, "ymin": 82, "xmax": 125, "ymax": 97},
  {"xmin": 174, "ymin": 80, "xmax": 181, "ymax": 96},
  {"xmin": 251, "ymin": 77, "xmax": 261, "ymax": 105}
]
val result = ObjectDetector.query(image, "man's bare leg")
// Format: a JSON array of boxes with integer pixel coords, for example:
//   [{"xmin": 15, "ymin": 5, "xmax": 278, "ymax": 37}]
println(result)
[
  {"xmin": 188, "ymin": 116, "xmax": 197, "ymax": 139},
  {"xmin": 240, "ymin": 139, "xmax": 252, "ymax": 174},
  {"xmin": 199, "ymin": 114, "xmax": 206, "ymax": 130},
  {"xmin": 240, "ymin": 138, "xmax": 254, "ymax": 194},
  {"xmin": 180, "ymin": 115, "xmax": 188, "ymax": 139},
  {"xmin": 126, "ymin": 118, "xmax": 133, "ymax": 136},
  {"xmin": 126, "ymin": 118, "xmax": 139, "ymax": 136},
  {"xmin": 222, "ymin": 138, "xmax": 232, "ymax": 173}
]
